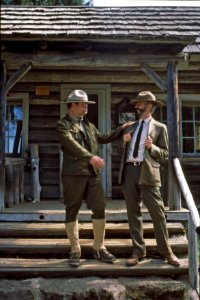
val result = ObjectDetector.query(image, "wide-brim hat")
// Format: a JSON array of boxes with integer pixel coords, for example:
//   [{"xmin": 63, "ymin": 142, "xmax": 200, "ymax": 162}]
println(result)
[
  {"xmin": 61, "ymin": 89, "xmax": 95, "ymax": 104},
  {"xmin": 129, "ymin": 91, "xmax": 163, "ymax": 107}
]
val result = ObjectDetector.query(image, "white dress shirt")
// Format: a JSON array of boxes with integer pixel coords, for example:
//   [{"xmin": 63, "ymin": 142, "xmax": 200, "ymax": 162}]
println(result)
[{"xmin": 126, "ymin": 117, "xmax": 151, "ymax": 162}]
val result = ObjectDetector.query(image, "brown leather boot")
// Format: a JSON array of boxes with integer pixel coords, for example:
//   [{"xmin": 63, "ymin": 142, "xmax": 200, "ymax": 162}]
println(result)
[
  {"xmin": 165, "ymin": 253, "xmax": 180, "ymax": 266},
  {"xmin": 126, "ymin": 254, "xmax": 145, "ymax": 267}
]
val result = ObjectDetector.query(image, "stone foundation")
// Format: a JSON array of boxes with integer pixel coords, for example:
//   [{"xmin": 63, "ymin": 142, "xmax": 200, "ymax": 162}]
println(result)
[{"xmin": 0, "ymin": 276, "xmax": 198, "ymax": 300}]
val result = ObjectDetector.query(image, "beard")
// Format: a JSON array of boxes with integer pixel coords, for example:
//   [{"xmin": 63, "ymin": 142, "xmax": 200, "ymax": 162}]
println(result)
[{"xmin": 135, "ymin": 108, "xmax": 146, "ymax": 118}]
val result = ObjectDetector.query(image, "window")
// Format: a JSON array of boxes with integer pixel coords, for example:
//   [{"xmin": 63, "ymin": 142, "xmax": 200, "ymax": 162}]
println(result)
[
  {"xmin": 182, "ymin": 104, "xmax": 200, "ymax": 156},
  {"xmin": 6, "ymin": 94, "xmax": 29, "ymax": 157},
  {"xmin": 6, "ymin": 104, "xmax": 23, "ymax": 155}
]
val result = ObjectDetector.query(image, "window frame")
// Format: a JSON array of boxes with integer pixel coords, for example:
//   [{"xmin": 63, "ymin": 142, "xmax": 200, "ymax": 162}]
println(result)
[
  {"xmin": 155, "ymin": 94, "xmax": 200, "ymax": 158},
  {"xmin": 180, "ymin": 101, "xmax": 200, "ymax": 157},
  {"xmin": 6, "ymin": 93, "xmax": 29, "ymax": 157}
]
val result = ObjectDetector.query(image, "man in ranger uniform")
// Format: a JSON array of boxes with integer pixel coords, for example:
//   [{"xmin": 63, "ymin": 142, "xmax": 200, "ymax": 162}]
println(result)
[{"xmin": 57, "ymin": 89, "xmax": 131, "ymax": 267}]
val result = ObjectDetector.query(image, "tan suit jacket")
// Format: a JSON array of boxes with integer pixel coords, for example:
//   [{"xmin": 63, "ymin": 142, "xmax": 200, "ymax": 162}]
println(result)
[{"xmin": 119, "ymin": 118, "xmax": 168, "ymax": 187}]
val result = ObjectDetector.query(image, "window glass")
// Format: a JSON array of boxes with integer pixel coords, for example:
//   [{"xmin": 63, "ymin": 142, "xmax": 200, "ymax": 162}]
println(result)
[
  {"xmin": 182, "ymin": 106, "xmax": 193, "ymax": 121},
  {"xmin": 195, "ymin": 123, "xmax": 200, "ymax": 153},
  {"xmin": 182, "ymin": 122, "xmax": 194, "ymax": 137},
  {"xmin": 195, "ymin": 107, "xmax": 200, "ymax": 120},
  {"xmin": 5, "ymin": 104, "xmax": 23, "ymax": 155},
  {"xmin": 183, "ymin": 138, "xmax": 194, "ymax": 153}
]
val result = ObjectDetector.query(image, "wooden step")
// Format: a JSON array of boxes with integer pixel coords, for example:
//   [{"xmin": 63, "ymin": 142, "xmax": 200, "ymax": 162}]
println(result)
[
  {"xmin": 0, "ymin": 237, "xmax": 188, "ymax": 257},
  {"xmin": 0, "ymin": 222, "xmax": 185, "ymax": 238},
  {"xmin": 0, "ymin": 258, "xmax": 188, "ymax": 278}
]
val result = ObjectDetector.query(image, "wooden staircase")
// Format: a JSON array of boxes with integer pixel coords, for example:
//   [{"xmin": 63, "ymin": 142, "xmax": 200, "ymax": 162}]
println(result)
[{"xmin": 0, "ymin": 220, "xmax": 189, "ymax": 278}]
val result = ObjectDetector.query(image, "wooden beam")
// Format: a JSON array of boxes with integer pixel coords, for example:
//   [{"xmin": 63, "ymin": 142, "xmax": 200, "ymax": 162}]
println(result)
[
  {"xmin": 166, "ymin": 62, "xmax": 181, "ymax": 210},
  {"xmin": 30, "ymin": 144, "xmax": 41, "ymax": 203},
  {"xmin": 141, "ymin": 63, "xmax": 167, "ymax": 92},
  {"xmin": 6, "ymin": 62, "xmax": 32, "ymax": 94},
  {"xmin": 0, "ymin": 61, "xmax": 7, "ymax": 212},
  {"xmin": 2, "ymin": 51, "xmax": 184, "ymax": 70}
]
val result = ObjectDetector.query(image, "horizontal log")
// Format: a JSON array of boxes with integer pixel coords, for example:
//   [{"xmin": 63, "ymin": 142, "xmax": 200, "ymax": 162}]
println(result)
[
  {"xmin": 29, "ymin": 106, "xmax": 60, "ymax": 117},
  {"xmin": 29, "ymin": 118, "xmax": 58, "ymax": 129},
  {"xmin": 0, "ymin": 237, "xmax": 188, "ymax": 256},
  {"xmin": 29, "ymin": 131, "xmax": 59, "ymax": 142},
  {"xmin": 0, "ymin": 258, "xmax": 188, "ymax": 278},
  {"xmin": 29, "ymin": 99, "xmax": 60, "ymax": 105},
  {"xmin": 8, "ymin": 70, "xmax": 200, "ymax": 84},
  {"xmin": 10, "ymin": 82, "xmax": 200, "ymax": 95},
  {"xmin": 2, "ymin": 51, "xmax": 184, "ymax": 70},
  {"xmin": 0, "ymin": 222, "xmax": 185, "ymax": 238}
]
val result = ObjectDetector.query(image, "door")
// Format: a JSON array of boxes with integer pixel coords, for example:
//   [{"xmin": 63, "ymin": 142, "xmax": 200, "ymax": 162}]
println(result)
[{"xmin": 60, "ymin": 84, "xmax": 112, "ymax": 198}]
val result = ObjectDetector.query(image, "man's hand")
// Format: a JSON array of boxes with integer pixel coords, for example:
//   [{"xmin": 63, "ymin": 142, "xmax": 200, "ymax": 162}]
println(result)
[
  {"xmin": 122, "ymin": 121, "xmax": 134, "ymax": 129},
  {"xmin": 123, "ymin": 132, "xmax": 131, "ymax": 143},
  {"xmin": 145, "ymin": 136, "xmax": 153, "ymax": 150},
  {"xmin": 89, "ymin": 156, "xmax": 105, "ymax": 169}
]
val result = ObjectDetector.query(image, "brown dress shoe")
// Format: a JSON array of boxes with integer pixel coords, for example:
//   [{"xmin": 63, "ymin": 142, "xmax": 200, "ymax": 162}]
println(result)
[
  {"xmin": 165, "ymin": 254, "xmax": 180, "ymax": 267},
  {"xmin": 126, "ymin": 254, "xmax": 145, "ymax": 267}
]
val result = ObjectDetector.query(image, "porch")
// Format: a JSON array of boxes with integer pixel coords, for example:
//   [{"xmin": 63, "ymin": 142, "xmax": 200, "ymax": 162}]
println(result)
[{"xmin": 0, "ymin": 200, "xmax": 189, "ymax": 279}]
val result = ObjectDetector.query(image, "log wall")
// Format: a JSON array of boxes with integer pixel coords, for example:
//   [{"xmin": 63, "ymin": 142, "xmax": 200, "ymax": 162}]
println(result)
[{"xmin": 5, "ymin": 52, "xmax": 200, "ymax": 204}]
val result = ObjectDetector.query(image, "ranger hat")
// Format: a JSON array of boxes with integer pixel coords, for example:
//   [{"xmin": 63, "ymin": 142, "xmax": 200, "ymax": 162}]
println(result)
[
  {"xmin": 62, "ymin": 89, "xmax": 95, "ymax": 104},
  {"xmin": 129, "ymin": 91, "xmax": 163, "ymax": 107}
]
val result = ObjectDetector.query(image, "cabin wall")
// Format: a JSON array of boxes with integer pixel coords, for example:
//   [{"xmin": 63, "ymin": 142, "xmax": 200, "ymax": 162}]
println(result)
[{"xmin": 5, "ymin": 52, "xmax": 200, "ymax": 205}]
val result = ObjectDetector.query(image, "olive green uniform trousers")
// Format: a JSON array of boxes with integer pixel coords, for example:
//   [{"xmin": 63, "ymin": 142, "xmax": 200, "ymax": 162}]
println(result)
[
  {"xmin": 122, "ymin": 164, "xmax": 172, "ymax": 257},
  {"xmin": 62, "ymin": 175, "xmax": 106, "ymax": 223}
]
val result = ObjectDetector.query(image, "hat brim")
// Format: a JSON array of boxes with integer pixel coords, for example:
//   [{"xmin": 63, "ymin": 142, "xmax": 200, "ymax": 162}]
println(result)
[
  {"xmin": 61, "ymin": 100, "xmax": 95, "ymax": 104},
  {"xmin": 129, "ymin": 99, "xmax": 163, "ymax": 107}
]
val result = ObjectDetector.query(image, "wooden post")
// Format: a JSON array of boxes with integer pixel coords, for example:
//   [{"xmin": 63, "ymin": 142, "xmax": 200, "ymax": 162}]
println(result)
[
  {"xmin": 19, "ymin": 165, "xmax": 25, "ymax": 203},
  {"xmin": 188, "ymin": 216, "xmax": 199, "ymax": 293},
  {"xmin": 166, "ymin": 62, "xmax": 181, "ymax": 210},
  {"xmin": 5, "ymin": 165, "xmax": 14, "ymax": 208},
  {"xmin": 0, "ymin": 61, "xmax": 7, "ymax": 212},
  {"xmin": 30, "ymin": 144, "xmax": 41, "ymax": 203}
]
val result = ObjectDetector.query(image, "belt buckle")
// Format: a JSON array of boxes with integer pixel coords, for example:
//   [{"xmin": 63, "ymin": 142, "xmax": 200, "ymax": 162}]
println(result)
[{"xmin": 133, "ymin": 162, "xmax": 137, "ymax": 166}]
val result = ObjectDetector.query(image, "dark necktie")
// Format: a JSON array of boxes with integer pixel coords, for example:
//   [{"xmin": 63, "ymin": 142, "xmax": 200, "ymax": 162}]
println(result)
[{"xmin": 133, "ymin": 120, "xmax": 144, "ymax": 158}]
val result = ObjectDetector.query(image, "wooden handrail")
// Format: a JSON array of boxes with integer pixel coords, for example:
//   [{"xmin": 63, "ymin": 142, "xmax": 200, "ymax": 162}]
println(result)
[
  {"xmin": 173, "ymin": 158, "xmax": 200, "ymax": 234},
  {"xmin": 173, "ymin": 157, "xmax": 200, "ymax": 294}
]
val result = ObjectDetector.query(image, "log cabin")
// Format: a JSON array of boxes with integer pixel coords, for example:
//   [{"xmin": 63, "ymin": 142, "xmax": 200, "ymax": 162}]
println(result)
[
  {"xmin": 0, "ymin": 6, "xmax": 200, "ymax": 293},
  {"xmin": 0, "ymin": 6, "xmax": 200, "ymax": 207}
]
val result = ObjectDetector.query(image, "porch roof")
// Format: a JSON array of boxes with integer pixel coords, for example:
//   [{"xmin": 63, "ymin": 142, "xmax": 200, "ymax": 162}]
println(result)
[{"xmin": 1, "ymin": 6, "xmax": 200, "ymax": 45}]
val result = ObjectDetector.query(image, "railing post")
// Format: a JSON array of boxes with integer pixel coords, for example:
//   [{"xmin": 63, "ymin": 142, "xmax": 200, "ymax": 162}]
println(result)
[
  {"xmin": 0, "ymin": 60, "xmax": 7, "ymax": 212},
  {"xmin": 188, "ymin": 215, "xmax": 199, "ymax": 293},
  {"xmin": 166, "ymin": 61, "xmax": 181, "ymax": 210}
]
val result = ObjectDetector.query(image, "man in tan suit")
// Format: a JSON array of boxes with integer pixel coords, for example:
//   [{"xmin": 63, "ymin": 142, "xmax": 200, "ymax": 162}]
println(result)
[{"xmin": 119, "ymin": 91, "xmax": 180, "ymax": 267}]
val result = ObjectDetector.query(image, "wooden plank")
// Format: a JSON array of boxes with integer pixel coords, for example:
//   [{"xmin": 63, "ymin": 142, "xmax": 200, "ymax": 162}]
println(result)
[
  {"xmin": 8, "ymin": 70, "xmax": 200, "ymax": 84},
  {"xmin": 0, "ymin": 237, "xmax": 188, "ymax": 255},
  {"xmin": 167, "ymin": 62, "xmax": 181, "ymax": 210},
  {"xmin": 0, "ymin": 209, "xmax": 189, "ymax": 222},
  {"xmin": 29, "ymin": 99, "xmax": 60, "ymax": 105},
  {"xmin": 2, "ymin": 51, "xmax": 184, "ymax": 70},
  {"xmin": 0, "ymin": 60, "xmax": 7, "ymax": 212},
  {"xmin": 6, "ymin": 62, "xmax": 32, "ymax": 94},
  {"xmin": 0, "ymin": 258, "xmax": 188, "ymax": 278},
  {"xmin": 5, "ymin": 166, "xmax": 14, "ymax": 208},
  {"xmin": 13, "ymin": 166, "xmax": 20, "ymax": 205},
  {"xmin": 0, "ymin": 222, "xmax": 185, "ymax": 238},
  {"xmin": 141, "ymin": 63, "xmax": 167, "ymax": 92},
  {"xmin": 19, "ymin": 165, "xmax": 25, "ymax": 203}
]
